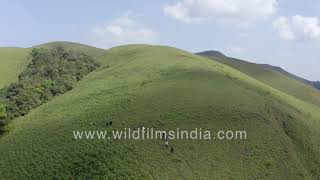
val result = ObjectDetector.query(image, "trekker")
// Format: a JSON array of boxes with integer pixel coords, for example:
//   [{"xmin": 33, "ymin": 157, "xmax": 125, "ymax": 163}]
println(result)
[
  {"xmin": 165, "ymin": 141, "xmax": 169, "ymax": 148},
  {"xmin": 161, "ymin": 132, "xmax": 166, "ymax": 139}
]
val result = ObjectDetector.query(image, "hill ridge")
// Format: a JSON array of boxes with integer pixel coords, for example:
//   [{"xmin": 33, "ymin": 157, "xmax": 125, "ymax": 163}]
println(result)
[{"xmin": 197, "ymin": 50, "xmax": 320, "ymax": 90}]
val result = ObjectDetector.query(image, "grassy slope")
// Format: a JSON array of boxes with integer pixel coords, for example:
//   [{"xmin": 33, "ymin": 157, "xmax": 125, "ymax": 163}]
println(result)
[
  {"xmin": 202, "ymin": 55, "xmax": 320, "ymax": 107},
  {"xmin": 0, "ymin": 48, "xmax": 29, "ymax": 88},
  {"xmin": 0, "ymin": 45, "xmax": 319, "ymax": 179}
]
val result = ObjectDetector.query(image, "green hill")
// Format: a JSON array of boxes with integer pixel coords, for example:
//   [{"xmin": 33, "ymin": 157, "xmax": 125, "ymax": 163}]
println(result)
[
  {"xmin": 266, "ymin": 65, "xmax": 320, "ymax": 90},
  {"xmin": 0, "ymin": 44, "xmax": 319, "ymax": 179},
  {"xmin": 196, "ymin": 50, "xmax": 226, "ymax": 58},
  {"xmin": 0, "ymin": 47, "xmax": 29, "ymax": 89},
  {"xmin": 197, "ymin": 51, "xmax": 320, "ymax": 107}
]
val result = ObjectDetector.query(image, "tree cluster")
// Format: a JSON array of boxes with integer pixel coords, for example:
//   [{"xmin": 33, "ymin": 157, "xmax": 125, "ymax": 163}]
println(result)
[{"xmin": 0, "ymin": 47, "xmax": 100, "ymax": 134}]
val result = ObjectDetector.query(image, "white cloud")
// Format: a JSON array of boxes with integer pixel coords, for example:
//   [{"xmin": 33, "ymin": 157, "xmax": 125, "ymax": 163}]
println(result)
[
  {"xmin": 92, "ymin": 11, "xmax": 157, "ymax": 48},
  {"xmin": 164, "ymin": 0, "xmax": 278, "ymax": 24},
  {"xmin": 273, "ymin": 15, "xmax": 320, "ymax": 41}
]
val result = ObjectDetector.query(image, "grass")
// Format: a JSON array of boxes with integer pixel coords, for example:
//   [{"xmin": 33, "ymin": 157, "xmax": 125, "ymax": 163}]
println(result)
[
  {"xmin": 0, "ymin": 44, "xmax": 319, "ymax": 179},
  {"xmin": 203, "ymin": 55, "xmax": 320, "ymax": 107},
  {"xmin": 0, "ymin": 47, "xmax": 29, "ymax": 88}
]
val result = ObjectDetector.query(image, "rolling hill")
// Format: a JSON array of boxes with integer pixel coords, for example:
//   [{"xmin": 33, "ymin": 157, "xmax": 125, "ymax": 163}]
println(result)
[
  {"xmin": 197, "ymin": 50, "xmax": 320, "ymax": 90},
  {"xmin": 197, "ymin": 51, "xmax": 320, "ymax": 107},
  {"xmin": 0, "ymin": 44, "xmax": 319, "ymax": 179},
  {"xmin": 265, "ymin": 64, "xmax": 320, "ymax": 90}
]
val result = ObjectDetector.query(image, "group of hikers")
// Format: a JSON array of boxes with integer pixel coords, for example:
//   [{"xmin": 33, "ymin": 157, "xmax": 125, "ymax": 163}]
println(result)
[
  {"xmin": 90, "ymin": 121, "xmax": 113, "ymax": 126},
  {"xmin": 92, "ymin": 120, "xmax": 175, "ymax": 153},
  {"xmin": 106, "ymin": 121, "xmax": 113, "ymax": 126}
]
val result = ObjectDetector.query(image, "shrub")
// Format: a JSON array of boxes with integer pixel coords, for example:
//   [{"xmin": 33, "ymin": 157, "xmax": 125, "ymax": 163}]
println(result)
[
  {"xmin": 0, "ymin": 115, "xmax": 5, "ymax": 135},
  {"xmin": 0, "ymin": 102, "xmax": 6, "ymax": 120},
  {"xmin": 0, "ymin": 126, "xmax": 4, "ymax": 135},
  {"xmin": 0, "ymin": 120, "xmax": 5, "ymax": 126}
]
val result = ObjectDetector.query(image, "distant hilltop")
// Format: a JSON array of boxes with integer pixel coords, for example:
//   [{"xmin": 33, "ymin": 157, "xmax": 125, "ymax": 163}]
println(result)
[{"xmin": 196, "ymin": 50, "xmax": 320, "ymax": 90}]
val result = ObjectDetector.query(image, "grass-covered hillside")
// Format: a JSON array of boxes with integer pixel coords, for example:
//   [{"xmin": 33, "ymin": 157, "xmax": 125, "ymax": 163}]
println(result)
[
  {"xmin": 0, "ymin": 48, "xmax": 30, "ymax": 89},
  {"xmin": 198, "ymin": 52, "xmax": 320, "ymax": 107},
  {"xmin": 0, "ymin": 44, "xmax": 319, "ymax": 179}
]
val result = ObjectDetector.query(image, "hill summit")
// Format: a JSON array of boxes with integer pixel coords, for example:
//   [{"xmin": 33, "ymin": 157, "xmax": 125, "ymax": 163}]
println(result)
[{"xmin": 195, "ymin": 50, "xmax": 226, "ymax": 58}]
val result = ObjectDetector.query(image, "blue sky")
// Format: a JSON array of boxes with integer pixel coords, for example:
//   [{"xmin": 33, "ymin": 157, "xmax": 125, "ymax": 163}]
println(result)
[{"xmin": 1, "ymin": 0, "xmax": 320, "ymax": 80}]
